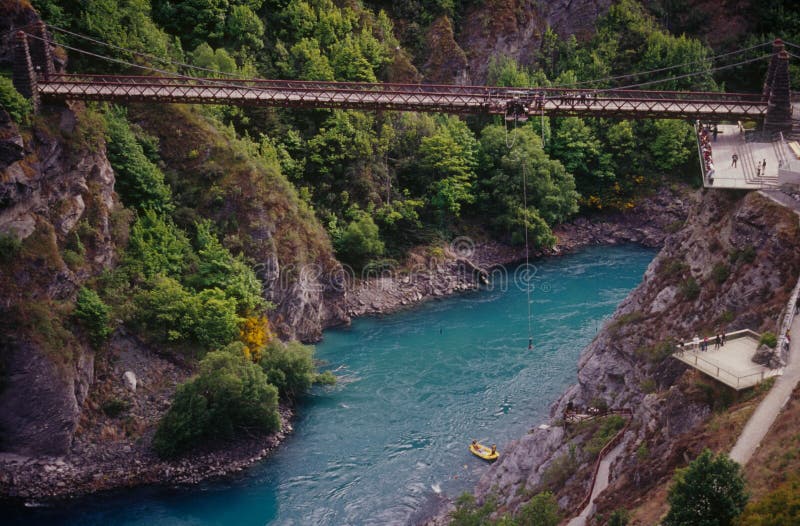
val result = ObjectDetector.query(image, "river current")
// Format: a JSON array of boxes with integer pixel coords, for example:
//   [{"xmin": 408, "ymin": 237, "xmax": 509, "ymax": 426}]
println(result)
[{"xmin": 10, "ymin": 245, "xmax": 655, "ymax": 526}]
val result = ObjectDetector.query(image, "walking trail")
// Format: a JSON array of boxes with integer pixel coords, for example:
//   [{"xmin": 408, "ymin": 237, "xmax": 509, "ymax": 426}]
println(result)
[
  {"xmin": 729, "ymin": 314, "xmax": 800, "ymax": 464},
  {"xmin": 565, "ymin": 441, "xmax": 627, "ymax": 526}
]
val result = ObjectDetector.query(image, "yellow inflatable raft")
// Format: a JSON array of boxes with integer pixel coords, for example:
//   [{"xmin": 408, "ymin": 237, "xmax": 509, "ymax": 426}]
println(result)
[{"xmin": 469, "ymin": 442, "xmax": 499, "ymax": 461}]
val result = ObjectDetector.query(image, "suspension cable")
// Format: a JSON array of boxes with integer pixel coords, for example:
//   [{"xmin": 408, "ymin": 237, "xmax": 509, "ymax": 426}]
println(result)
[
  {"xmin": 598, "ymin": 54, "xmax": 771, "ymax": 93},
  {"xmin": 549, "ymin": 40, "xmax": 772, "ymax": 89},
  {"xmin": 25, "ymin": 32, "xmax": 253, "ymax": 92},
  {"xmin": 46, "ymin": 23, "xmax": 250, "ymax": 80}
]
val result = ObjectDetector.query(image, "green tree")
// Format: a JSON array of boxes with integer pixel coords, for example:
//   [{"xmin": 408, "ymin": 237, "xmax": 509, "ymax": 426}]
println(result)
[
  {"xmin": 336, "ymin": 212, "xmax": 385, "ymax": 269},
  {"xmin": 75, "ymin": 287, "xmax": 112, "ymax": 347},
  {"xmin": 259, "ymin": 339, "xmax": 317, "ymax": 399},
  {"xmin": 477, "ymin": 125, "xmax": 577, "ymax": 247},
  {"xmin": 105, "ymin": 108, "xmax": 173, "ymax": 213},
  {"xmin": 193, "ymin": 288, "xmax": 242, "ymax": 350},
  {"xmin": 78, "ymin": 0, "xmax": 178, "ymax": 73},
  {"xmin": 225, "ymin": 4, "xmax": 265, "ymax": 52},
  {"xmin": 153, "ymin": 343, "xmax": 280, "ymax": 458},
  {"xmin": 0, "ymin": 77, "xmax": 32, "ymax": 125},
  {"xmin": 664, "ymin": 449, "xmax": 748, "ymax": 526},
  {"xmin": 133, "ymin": 275, "xmax": 199, "ymax": 344},
  {"xmin": 190, "ymin": 220, "xmax": 265, "ymax": 314},
  {"xmin": 516, "ymin": 491, "xmax": 561, "ymax": 526},
  {"xmin": 418, "ymin": 118, "xmax": 478, "ymax": 220},
  {"xmin": 648, "ymin": 120, "xmax": 695, "ymax": 174},
  {"xmin": 450, "ymin": 493, "xmax": 500, "ymax": 526},
  {"xmin": 152, "ymin": 0, "xmax": 228, "ymax": 50},
  {"xmin": 125, "ymin": 210, "xmax": 194, "ymax": 279},
  {"xmin": 549, "ymin": 117, "xmax": 613, "ymax": 186},
  {"xmin": 190, "ymin": 43, "xmax": 239, "ymax": 76}
]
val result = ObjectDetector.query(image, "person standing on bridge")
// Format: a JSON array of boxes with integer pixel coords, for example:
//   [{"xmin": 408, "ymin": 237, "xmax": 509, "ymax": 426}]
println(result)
[
  {"xmin": 731, "ymin": 153, "xmax": 738, "ymax": 167},
  {"xmin": 762, "ymin": 159, "xmax": 767, "ymax": 172}
]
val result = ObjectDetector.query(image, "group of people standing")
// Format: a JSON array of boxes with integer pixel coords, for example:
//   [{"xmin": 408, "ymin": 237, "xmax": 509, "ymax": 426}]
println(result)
[
  {"xmin": 699, "ymin": 125, "xmax": 715, "ymax": 179},
  {"xmin": 689, "ymin": 332, "xmax": 726, "ymax": 352}
]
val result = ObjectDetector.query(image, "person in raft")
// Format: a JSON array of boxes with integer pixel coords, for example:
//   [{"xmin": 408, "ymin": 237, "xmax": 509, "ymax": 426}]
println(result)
[
  {"xmin": 471, "ymin": 439, "xmax": 478, "ymax": 449},
  {"xmin": 490, "ymin": 444, "xmax": 497, "ymax": 455}
]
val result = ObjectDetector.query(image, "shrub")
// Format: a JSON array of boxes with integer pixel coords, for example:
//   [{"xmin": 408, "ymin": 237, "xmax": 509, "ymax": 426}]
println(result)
[
  {"xmin": 585, "ymin": 415, "xmax": 626, "ymax": 456},
  {"xmin": 541, "ymin": 445, "xmax": 579, "ymax": 490},
  {"xmin": 0, "ymin": 76, "xmax": 31, "ymax": 124},
  {"xmin": 659, "ymin": 258, "xmax": 689, "ymax": 278},
  {"xmin": 450, "ymin": 493, "xmax": 499, "ymax": 526},
  {"xmin": 665, "ymin": 220, "xmax": 685, "ymax": 234},
  {"xmin": 636, "ymin": 442, "xmax": 650, "ymax": 461},
  {"xmin": 607, "ymin": 508, "xmax": 630, "ymax": 526},
  {"xmin": 104, "ymin": 108, "xmax": 173, "ymax": 213},
  {"xmin": 335, "ymin": 212, "xmax": 385, "ymax": 269},
  {"xmin": 664, "ymin": 449, "xmax": 748, "ymax": 526},
  {"xmin": 102, "ymin": 398, "xmax": 129, "ymax": 418},
  {"xmin": 712, "ymin": 263, "xmax": 730, "ymax": 284},
  {"xmin": 124, "ymin": 209, "xmax": 195, "ymax": 279},
  {"xmin": 636, "ymin": 340, "xmax": 675, "ymax": 363},
  {"xmin": 75, "ymin": 287, "xmax": 112, "ymax": 347},
  {"xmin": 62, "ymin": 249, "xmax": 84, "ymax": 270},
  {"xmin": 133, "ymin": 277, "xmax": 241, "ymax": 351},
  {"xmin": 189, "ymin": 220, "xmax": 265, "ymax": 314},
  {"xmin": 153, "ymin": 344, "xmax": 280, "ymax": 458},
  {"xmin": 736, "ymin": 478, "xmax": 800, "ymax": 526},
  {"xmin": 611, "ymin": 311, "xmax": 645, "ymax": 331},
  {"xmin": 759, "ymin": 332, "xmax": 777, "ymax": 349},
  {"xmin": 640, "ymin": 377, "xmax": 657, "ymax": 393},
  {"xmin": 516, "ymin": 491, "xmax": 560, "ymax": 526},
  {"xmin": 0, "ymin": 233, "xmax": 22, "ymax": 264},
  {"xmin": 259, "ymin": 340, "xmax": 317, "ymax": 399},
  {"xmin": 730, "ymin": 246, "xmax": 756, "ymax": 265},
  {"xmin": 680, "ymin": 276, "xmax": 700, "ymax": 300}
]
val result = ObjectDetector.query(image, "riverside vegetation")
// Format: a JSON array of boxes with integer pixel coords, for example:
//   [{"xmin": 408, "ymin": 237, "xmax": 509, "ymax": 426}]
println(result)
[{"xmin": 1, "ymin": 0, "xmax": 800, "ymax": 522}]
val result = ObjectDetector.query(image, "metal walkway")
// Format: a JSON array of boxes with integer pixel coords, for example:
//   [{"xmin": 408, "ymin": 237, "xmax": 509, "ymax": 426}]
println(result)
[{"xmin": 36, "ymin": 74, "xmax": 769, "ymax": 120}]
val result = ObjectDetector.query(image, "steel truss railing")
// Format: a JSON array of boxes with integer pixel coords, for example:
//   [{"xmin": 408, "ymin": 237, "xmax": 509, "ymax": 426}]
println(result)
[{"xmin": 37, "ymin": 74, "xmax": 769, "ymax": 120}]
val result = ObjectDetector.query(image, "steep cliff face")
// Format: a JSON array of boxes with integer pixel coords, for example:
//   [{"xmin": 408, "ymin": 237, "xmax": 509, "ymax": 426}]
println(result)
[
  {"xmin": 0, "ymin": 101, "xmax": 119, "ymax": 455},
  {"xmin": 473, "ymin": 190, "xmax": 800, "ymax": 516},
  {"xmin": 457, "ymin": 0, "xmax": 613, "ymax": 83}
]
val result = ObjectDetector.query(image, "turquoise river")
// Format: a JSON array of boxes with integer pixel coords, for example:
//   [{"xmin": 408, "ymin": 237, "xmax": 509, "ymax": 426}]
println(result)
[{"xmin": 9, "ymin": 245, "xmax": 655, "ymax": 526}]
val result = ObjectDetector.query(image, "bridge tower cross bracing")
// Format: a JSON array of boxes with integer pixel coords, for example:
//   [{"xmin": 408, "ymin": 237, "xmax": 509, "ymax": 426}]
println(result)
[
  {"xmin": 28, "ymin": 22, "xmax": 55, "ymax": 82},
  {"xmin": 764, "ymin": 43, "xmax": 793, "ymax": 134},
  {"xmin": 763, "ymin": 38, "xmax": 783, "ymax": 99},
  {"xmin": 12, "ymin": 30, "xmax": 38, "ymax": 111}
]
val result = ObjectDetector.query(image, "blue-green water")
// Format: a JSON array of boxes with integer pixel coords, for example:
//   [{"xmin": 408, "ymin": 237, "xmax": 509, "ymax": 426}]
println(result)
[{"xmin": 8, "ymin": 245, "xmax": 654, "ymax": 526}]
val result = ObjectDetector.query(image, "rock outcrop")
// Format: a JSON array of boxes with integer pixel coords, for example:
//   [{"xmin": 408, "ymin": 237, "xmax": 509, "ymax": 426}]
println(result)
[{"xmin": 456, "ymin": 0, "xmax": 613, "ymax": 83}]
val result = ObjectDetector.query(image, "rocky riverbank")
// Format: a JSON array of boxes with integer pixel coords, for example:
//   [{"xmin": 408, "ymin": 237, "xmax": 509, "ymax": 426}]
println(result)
[
  {"xmin": 347, "ymin": 185, "xmax": 690, "ymax": 317},
  {"xmin": 0, "ymin": 332, "xmax": 294, "ymax": 502}
]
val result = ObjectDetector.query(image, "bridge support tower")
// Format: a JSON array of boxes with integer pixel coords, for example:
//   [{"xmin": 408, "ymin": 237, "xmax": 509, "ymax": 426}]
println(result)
[
  {"xmin": 763, "ymin": 39, "xmax": 793, "ymax": 134},
  {"xmin": 12, "ymin": 24, "xmax": 54, "ymax": 112}
]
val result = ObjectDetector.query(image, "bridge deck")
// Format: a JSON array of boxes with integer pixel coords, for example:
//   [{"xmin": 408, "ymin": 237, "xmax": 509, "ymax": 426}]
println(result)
[{"xmin": 36, "ymin": 75, "xmax": 769, "ymax": 120}]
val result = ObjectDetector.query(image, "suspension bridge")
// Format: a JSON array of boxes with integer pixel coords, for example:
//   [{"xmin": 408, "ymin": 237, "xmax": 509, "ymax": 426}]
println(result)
[{"xmin": 8, "ymin": 24, "xmax": 800, "ymax": 188}]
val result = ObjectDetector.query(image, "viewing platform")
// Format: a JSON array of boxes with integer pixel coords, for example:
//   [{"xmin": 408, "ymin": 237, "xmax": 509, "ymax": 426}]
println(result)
[{"xmin": 673, "ymin": 330, "xmax": 782, "ymax": 390}]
